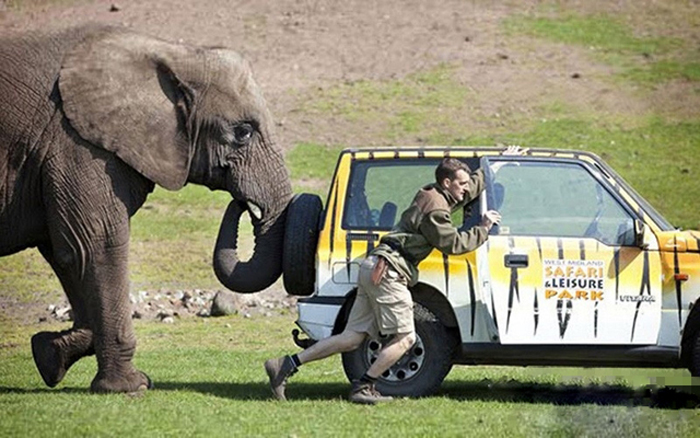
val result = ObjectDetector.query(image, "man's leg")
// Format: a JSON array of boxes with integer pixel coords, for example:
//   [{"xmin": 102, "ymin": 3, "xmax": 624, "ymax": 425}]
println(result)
[
  {"xmin": 264, "ymin": 330, "xmax": 366, "ymax": 401},
  {"xmin": 364, "ymin": 331, "xmax": 416, "ymax": 379},
  {"xmin": 264, "ymin": 257, "xmax": 380, "ymax": 401},
  {"xmin": 349, "ymin": 262, "xmax": 414, "ymax": 404},
  {"xmin": 297, "ymin": 330, "xmax": 366, "ymax": 363},
  {"xmin": 265, "ymin": 256, "xmax": 377, "ymax": 400}
]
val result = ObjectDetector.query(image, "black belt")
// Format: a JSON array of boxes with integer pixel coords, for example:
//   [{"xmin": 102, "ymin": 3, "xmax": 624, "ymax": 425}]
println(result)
[{"xmin": 382, "ymin": 239, "xmax": 418, "ymax": 265}]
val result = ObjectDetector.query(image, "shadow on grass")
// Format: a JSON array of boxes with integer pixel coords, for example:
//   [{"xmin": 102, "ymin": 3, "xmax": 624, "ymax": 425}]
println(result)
[
  {"xmin": 439, "ymin": 379, "xmax": 700, "ymax": 409},
  {"xmin": 153, "ymin": 378, "xmax": 700, "ymax": 409},
  {"xmin": 2, "ymin": 379, "xmax": 697, "ymax": 409},
  {"xmin": 0, "ymin": 386, "xmax": 90, "ymax": 394},
  {"xmin": 155, "ymin": 380, "xmax": 349, "ymax": 401},
  {"xmin": 0, "ymin": 381, "xmax": 347, "ymax": 401}
]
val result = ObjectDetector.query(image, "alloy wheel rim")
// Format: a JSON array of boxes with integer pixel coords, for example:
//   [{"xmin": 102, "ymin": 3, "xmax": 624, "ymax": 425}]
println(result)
[{"xmin": 364, "ymin": 333, "xmax": 426, "ymax": 382}]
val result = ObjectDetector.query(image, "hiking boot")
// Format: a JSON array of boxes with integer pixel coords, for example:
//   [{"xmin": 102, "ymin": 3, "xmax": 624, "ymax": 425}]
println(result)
[
  {"xmin": 348, "ymin": 380, "xmax": 394, "ymax": 405},
  {"xmin": 264, "ymin": 356, "xmax": 297, "ymax": 401}
]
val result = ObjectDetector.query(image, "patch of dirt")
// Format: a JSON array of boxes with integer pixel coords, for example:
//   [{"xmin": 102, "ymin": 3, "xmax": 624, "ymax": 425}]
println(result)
[
  {"xmin": 0, "ymin": 284, "xmax": 295, "ymax": 326},
  {"xmin": 2, "ymin": 0, "xmax": 698, "ymax": 149}
]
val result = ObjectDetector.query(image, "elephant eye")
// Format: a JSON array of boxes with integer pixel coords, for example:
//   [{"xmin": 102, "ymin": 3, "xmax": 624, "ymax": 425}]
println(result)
[{"xmin": 232, "ymin": 123, "xmax": 254, "ymax": 146}]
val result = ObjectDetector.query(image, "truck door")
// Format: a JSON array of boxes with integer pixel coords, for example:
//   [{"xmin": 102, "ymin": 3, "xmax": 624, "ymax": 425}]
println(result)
[{"xmin": 478, "ymin": 156, "xmax": 661, "ymax": 345}]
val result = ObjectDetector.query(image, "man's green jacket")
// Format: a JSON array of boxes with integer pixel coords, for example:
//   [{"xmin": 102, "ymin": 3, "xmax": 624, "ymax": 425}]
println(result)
[{"xmin": 373, "ymin": 168, "xmax": 489, "ymax": 286}]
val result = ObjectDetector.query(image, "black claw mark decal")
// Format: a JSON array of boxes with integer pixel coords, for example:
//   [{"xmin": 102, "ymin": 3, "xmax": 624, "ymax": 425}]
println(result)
[
  {"xmin": 579, "ymin": 239, "xmax": 586, "ymax": 261},
  {"xmin": 557, "ymin": 238, "xmax": 564, "ymax": 260},
  {"xmin": 467, "ymin": 260, "xmax": 476, "ymax": 337},
  {"xmin": 536, "ymin": 237, "xmax": 543, "ymax": 262},
  {"xmin": 491, "ymin": 288, "xmax": 499, "ymax": 332},
  {"xmin": 673, "ymin": 237, "xmax": 683, "ymax": 327},
  {"xmin": 533, "ymin": 288, "xmax": 539, "ymax": 336},
  {"xmin": 509, "ymin": 264, "xmax": 521, "ymax": 301},
  {"xmin": 506, "ymin": 265, "xmax": 521, "ymax": 334},
  {"xmin": 614, "ymin": 248, "xmax": 620, "ymax": 301},
  {"xmin": 630, "ymin": 251, "xmax": 651, "ymax": 342},
  {"xmin": 507, "ymin": 238, "xmax": 520, "ymax": 303},
  {"xmin": 443, "ymin": 253, "xmax": 450, "ymax": 298},
  {"xmin": 557, "ymin": 299, "xmax": 573, "ymax": 338},
  {"xmin": 594, "ymin": 301, "xmax": 599, "ymax": 338},
  {"xmin": 505, "ymin": 239, "xmax": 520, "ymax": 334}
]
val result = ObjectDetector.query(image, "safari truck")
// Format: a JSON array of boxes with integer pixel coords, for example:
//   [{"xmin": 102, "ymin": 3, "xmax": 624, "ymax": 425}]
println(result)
[{"xmin": 280, "ymin": 147, "xmax": 700, "ymax": 397}]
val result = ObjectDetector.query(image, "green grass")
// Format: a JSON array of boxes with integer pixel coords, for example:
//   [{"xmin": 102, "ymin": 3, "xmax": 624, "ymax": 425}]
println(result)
[
  {"xmin": 287, "ymin": 142, "xmax": 345, "ymax": 197},
  {"xmin": 1, "ymin": 316, "xmax": 698, "ymax": 437},
  {"xmin": 304, "ymin": 64, "xmax": 471, "ymax": 143},
  {"xmin": 3, "ymin": 0, "xmax": 85, "ymax": 11},
  {"xmin": 503, "ymin": 13, "xmax": 698, "ymax": 86}
]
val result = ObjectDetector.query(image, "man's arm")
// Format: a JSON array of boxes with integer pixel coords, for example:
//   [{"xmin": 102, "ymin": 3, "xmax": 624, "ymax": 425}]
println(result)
[{"xmin": 419, "ymin": 209, "xmax": 498, "ymax": 255}]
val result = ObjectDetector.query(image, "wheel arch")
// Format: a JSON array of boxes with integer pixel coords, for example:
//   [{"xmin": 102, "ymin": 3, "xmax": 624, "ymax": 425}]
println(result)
[
  {"xmin": 410, "ymin": 283, "xmax": 460, "ymax": 332},
  {"xmin": 331, "ymin": 282, "xmax": 460, "ymax": 340}
]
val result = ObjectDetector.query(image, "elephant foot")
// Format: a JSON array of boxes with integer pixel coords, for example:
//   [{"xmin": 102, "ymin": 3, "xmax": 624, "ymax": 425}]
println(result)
[
  {"xmin": 90, "ymin": 369, "xmax": 153, "ymax": 393},
  {"xmin": 31, "ymin": 332, "xmax": 68, "ymax": 388}
]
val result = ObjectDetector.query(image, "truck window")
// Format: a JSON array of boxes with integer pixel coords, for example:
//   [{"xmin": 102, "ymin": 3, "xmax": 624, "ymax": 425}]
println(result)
[
  {"xmin": 490, "ymin": 161, "xmax": 636, "ymax": 245},
  {"xmin": 343, "ymin": 158, "xmax": 479, "ymax": 230}
]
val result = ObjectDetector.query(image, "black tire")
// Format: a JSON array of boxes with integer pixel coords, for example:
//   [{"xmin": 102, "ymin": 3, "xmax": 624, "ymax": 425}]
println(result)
[
  {"xmin": 341, "ymin": 302, "xmax": 459, "ymax": 397},
  {"xmin": 690, "ymin": 330, "xmax": 700, "ymax": 377},
  {"xmin": 282, "ymin": 193, "xmax": 323, "ymax": 296}
]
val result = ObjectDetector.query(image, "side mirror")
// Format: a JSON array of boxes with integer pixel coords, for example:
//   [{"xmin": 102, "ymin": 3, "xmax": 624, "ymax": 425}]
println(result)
[{"xmin": 634, "ymin": 219, "xmax": 648, "ymax": 249}]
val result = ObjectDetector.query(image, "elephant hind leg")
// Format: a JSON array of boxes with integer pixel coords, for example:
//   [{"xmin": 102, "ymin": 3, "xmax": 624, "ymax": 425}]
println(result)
[
  {"xmin": 32, "ymin": 244, "xmax": 96, "ymax": 387},
  {"xmin": 31, "ymin": 328, "xmax": 94, "ymax": 387}
]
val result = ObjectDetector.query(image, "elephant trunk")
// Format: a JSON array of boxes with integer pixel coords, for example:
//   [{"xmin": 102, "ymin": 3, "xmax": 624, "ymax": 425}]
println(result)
[{"xmin": 213, "ymin": 201, "xmax": 287, "ymax": 293}]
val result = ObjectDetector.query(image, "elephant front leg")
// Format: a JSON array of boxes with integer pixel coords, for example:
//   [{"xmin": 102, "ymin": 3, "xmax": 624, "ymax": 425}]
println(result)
[{"xmin": 86, "ymin": 242, "xmax": 152, "ymax": 393}]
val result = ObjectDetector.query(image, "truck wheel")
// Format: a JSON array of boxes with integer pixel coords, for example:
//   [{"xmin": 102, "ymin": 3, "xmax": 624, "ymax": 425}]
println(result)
[
  {"xmin": 282, "ymin": 193, "xmax": 323, "ymax": 296},
  {"xmin": 691, "ymin": 331, "xmax": 700, "ymax": 377},
  {"xmin": 341, "ymin": 303, "xmax": 459, "ymax": 397}
]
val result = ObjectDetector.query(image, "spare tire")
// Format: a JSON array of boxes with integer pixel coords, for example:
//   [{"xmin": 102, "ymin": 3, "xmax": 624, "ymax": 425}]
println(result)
[{"xmin": 282, "ymin": 193, "xmax": 323, "ymax": 296}]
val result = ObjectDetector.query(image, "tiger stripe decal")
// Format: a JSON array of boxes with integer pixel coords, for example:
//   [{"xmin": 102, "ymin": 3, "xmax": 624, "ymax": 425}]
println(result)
[
  {"xmin": 443, "ymin": 253, "xmax": 450, "ymax": 298},
  {"xmin": 630, "ymin": 251, "xmax": 651, "ymax": 342},
  {"xmin": 674, "ymin": 237, "xmax": 683, "ymax": 326},
  {"xmin": 467, "ymin": 260, "xmax": 476, "ymax": 336}
]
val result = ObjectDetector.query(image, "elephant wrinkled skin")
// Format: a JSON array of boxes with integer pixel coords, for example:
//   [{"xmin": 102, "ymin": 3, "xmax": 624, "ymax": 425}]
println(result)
[{"xmin": 0, "ymin": 26, "xmax": 293, "ymax": 393}]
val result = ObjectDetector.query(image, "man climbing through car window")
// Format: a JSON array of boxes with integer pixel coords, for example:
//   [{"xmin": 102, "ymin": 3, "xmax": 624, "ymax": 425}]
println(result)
[{"xmin": 264, "ymin": 146, "xmax": 526, "ymax": 404}]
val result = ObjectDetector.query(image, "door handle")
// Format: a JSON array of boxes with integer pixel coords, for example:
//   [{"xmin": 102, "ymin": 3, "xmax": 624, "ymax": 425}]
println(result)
[{"xmin": 504, "ymin": 254, "xmax": 528, "ymax": 268}]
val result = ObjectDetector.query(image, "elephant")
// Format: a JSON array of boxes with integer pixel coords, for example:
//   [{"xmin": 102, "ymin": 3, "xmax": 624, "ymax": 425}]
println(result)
[{"xmin": 0, "ymin": 25, "xmax": 293, "ymax": 392}]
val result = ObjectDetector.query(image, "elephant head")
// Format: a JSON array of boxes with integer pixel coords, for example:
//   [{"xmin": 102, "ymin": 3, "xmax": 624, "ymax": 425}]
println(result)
[{"xmin": 59, "ymin": 26, "xmax": 292, "ymax": 292}]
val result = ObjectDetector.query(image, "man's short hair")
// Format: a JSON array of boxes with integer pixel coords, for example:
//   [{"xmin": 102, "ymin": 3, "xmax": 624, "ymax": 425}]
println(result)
[{"xmin": 435, "ymin": 158, "xmax": 470, "ymax": 183}]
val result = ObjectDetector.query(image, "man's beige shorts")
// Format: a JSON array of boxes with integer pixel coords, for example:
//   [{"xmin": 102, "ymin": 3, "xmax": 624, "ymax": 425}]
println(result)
[{"xmin": 345, "ymin": 255, "xmax": 415, "ymax": 338}]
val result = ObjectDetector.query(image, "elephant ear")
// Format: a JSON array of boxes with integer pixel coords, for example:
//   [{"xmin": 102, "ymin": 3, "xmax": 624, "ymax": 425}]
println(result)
[{"xmin": 59, "ymin": 28, "xmax": 195, "ymax": 190}]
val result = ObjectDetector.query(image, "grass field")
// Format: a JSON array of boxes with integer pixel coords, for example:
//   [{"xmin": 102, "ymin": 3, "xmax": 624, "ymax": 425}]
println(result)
[
  {"xmin": 1, "ymin": 2, "xmax": 700, "ymax": 436},
  {"xmin": 1, "ymin": 316, "xmax": 699, "ymax": 437}
]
